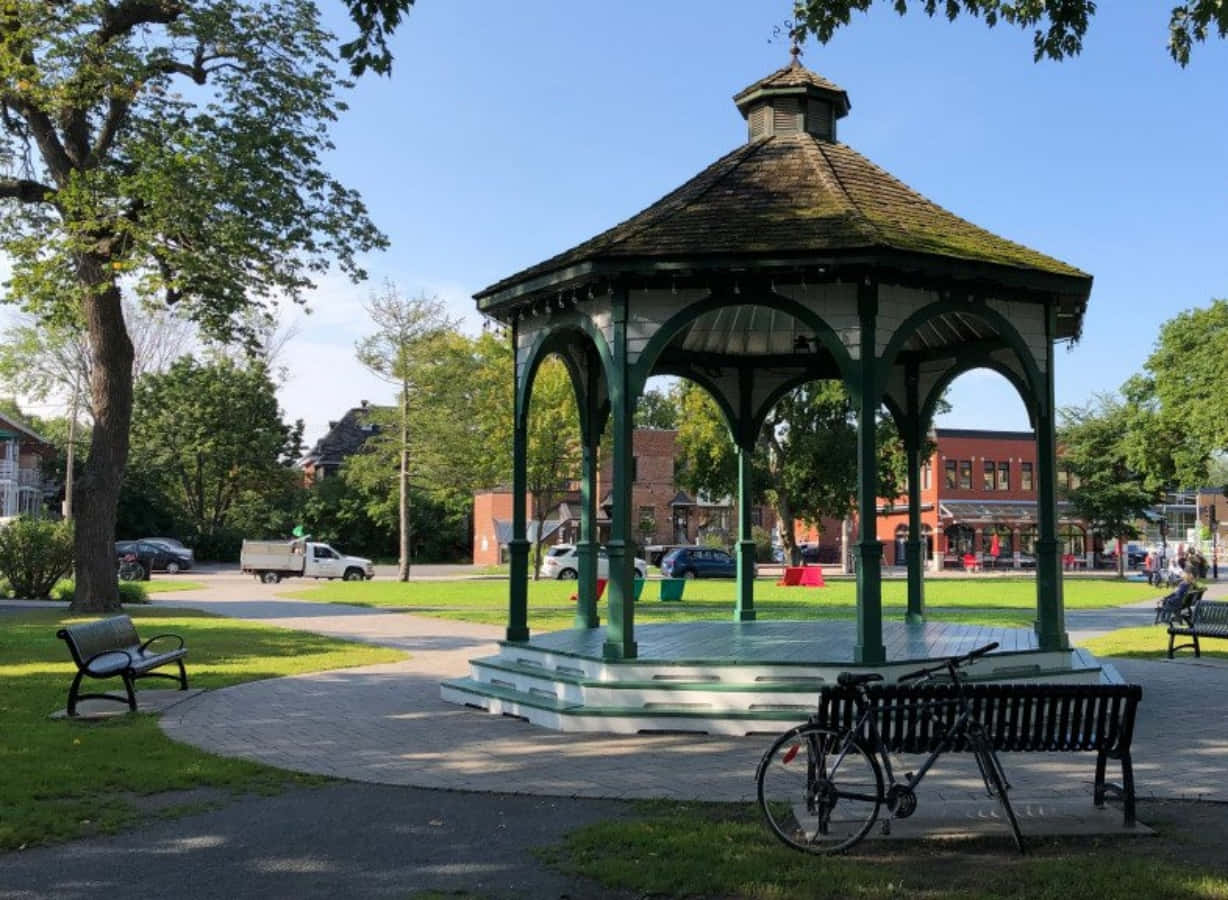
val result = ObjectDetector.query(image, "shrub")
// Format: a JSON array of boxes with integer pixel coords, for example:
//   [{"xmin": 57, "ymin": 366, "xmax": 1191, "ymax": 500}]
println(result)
[
  {"xmin": 752, "ymin": 526, "xmax": 775, "ymax": 563},
  {"xmin": 51, "ymin": 579, "xmax": 149, "ymax": 605},
  {"xmin": 0, "ymin": 518, "xmax": 73, "ymax": 600}
]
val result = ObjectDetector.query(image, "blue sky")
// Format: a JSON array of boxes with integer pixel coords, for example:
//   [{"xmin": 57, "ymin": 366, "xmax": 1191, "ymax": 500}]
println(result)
[{"xmin": 280, "ymin": 1, "xmax": 1228, "ymax": 445}]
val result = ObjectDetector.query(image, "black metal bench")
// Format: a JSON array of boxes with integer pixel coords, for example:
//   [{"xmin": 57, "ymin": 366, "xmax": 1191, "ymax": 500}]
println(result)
[
  {"xmin": 1167, "ymin": 596, "xmax": 1228, "ymax": 659},
  {"xmin": 56, "ymin": 615, "xmax": 188, "ymax": 716},
  {"xmin": 815, "ymin": 681, "xmax": 1143, "ymax": 826}
]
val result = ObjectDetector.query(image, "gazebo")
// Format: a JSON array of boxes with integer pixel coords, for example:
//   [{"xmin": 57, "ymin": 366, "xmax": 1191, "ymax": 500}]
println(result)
[{"xmin": 443, "ymin": 57, "xmax": 1098, "ymax": 733}]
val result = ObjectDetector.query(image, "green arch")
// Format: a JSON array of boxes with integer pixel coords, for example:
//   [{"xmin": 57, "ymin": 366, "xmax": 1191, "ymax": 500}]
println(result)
[
  {"xmin": 919, "ymin": 355, "xmax": 1039, "ymax": 433},
  {"xmin": 517, "ymin": 316, "xmax": 613, "ymax": 443},
  {"xmin": 628, "ymin": 290, "xmax": 855, "ymax": 400},
  {"xmin": 653, "ymin": 364, "xmax": 739, "ymax": 440},
  {"xmin": 876, "ymin": 298, "xmax": 1044, "ymax": 408}
]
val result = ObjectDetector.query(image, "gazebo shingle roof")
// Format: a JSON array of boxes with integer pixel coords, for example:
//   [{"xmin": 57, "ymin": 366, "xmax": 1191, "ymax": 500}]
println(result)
[{"xmin": 477, "ymin": 133, "xmax": 1087, "ymax": 303}]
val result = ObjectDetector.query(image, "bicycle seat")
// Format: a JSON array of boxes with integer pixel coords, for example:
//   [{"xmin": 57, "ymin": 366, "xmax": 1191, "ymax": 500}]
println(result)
[{"xmin": 836, "ymin": 672, "xmax": 884, "ymax": 688}]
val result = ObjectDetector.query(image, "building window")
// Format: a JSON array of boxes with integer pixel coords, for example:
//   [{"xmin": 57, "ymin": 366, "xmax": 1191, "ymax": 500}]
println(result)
[
  {"xmin": 751, "ymin": 506, "xmax": 763, "ymax": 527},
  {"xmin": 922, "ymin": 462, "xmax": 931, "ymax": 491},
  {"xmin": 945, "ymin": 460, "xmax": 957, "ymax": 489},
  {"xmin": 997, "ymin": 461, "xmax": 1010, "ymax": 491},
  {"xmin": 1021, "ymin": 462, "xmax": 1033, "ymax": 492},
  {"xmin": 983, "ymin": 460, "xmax": 995, "ymax": 491},
  {"xmin": 958, "ymin": 461, "xmax": 972, "ymax": 490},
  {"xmin": 1060, "ymin": 525, "xmax": 1086, "ymax": 557}
]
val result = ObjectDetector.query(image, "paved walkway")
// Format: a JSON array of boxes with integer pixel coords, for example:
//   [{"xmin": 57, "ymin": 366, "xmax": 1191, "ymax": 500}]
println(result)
[{"xmin": 148, "ymin": 578, "xmax": 1228, "ymax": 824}]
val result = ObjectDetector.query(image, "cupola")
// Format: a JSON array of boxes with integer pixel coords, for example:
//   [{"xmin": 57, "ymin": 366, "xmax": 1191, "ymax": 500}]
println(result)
[{"xmin": 732, "ymin": 49, "xmax": 850, "ymax": 143}]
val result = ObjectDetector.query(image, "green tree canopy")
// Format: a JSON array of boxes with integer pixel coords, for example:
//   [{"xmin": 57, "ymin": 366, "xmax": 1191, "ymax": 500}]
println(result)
[
  {"xmin": 126, "ymin": 356, "xmax": 303, "ymax": 553},
  {"xmin": 0, "ymin": 0, "xmax": 397, "ymax": 610},
  {"xmin": 791, "ymin": 1, "xmax": 1228, "ymax": 65},
  {"xmin": 1058, "ymin": 393, "xmax": 1161, "ymax": 573},
  {"xmin": 635, "ymin": 387, "xmax": 681, "ymax": 430},
  {"xmin": 1140, "ymin": 299, "xmax": 1228, "ymax": 483}
]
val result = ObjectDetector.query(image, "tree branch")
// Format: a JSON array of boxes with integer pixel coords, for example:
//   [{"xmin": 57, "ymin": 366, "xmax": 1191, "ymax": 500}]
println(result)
[
  {"xmin": 88, "ymin": 96, "xmax": 129, "ymax": 166},
  {"xmin": 98, "ymin": 0, "xmax": 183, "ymax": 45},
  {"xmin": 0, "ymin": 177, "xmax": 55, "ymax": 203}
]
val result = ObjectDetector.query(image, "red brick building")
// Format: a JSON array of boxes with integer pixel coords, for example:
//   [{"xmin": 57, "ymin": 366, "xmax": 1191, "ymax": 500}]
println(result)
[{"xmin": 877, "ymin": 428, "xmax": 1092, "ymax": 569}]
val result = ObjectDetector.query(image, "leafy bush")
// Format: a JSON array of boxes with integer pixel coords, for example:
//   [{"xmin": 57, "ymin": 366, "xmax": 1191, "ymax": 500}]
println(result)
[
  {"xmin": 51, "ymin": 579, "xmax": 149, "ymax": 605},
  {"xmin": 0, "ymin": 518, "xmax": 73, "ymax": 599},
  {"xmin": 752, "ymin": 526, "xmax": 776, "ymax": 563}
]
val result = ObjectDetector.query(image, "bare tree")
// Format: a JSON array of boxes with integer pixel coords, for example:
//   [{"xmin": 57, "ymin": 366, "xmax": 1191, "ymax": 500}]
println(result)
[{"xmin": 355, "ymin": 282, "xmax": 458, "ymax": 581}]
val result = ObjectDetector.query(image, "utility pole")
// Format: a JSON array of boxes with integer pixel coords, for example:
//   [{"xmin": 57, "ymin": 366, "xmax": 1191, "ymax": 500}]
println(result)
[{"xmin": 63, "ymin": 372, "xmax": 80, "ymax": 521}]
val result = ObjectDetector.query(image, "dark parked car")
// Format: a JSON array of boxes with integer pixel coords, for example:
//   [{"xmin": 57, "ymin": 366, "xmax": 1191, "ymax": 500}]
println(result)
[
  {"xmin": 115, "ymin": 540, "xmax": 193, "ymax": 576},
  {"xmin": 142, "ymin": 537, "xmax": 194, "ymax": 563},
  {"xmin": 660, "ymin": 547, "xmax": 740, "ymax": 579}
]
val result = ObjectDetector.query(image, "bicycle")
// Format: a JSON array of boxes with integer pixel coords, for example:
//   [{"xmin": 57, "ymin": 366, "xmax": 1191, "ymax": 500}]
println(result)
[
  {"xmin": 117, "ymin": 552, "xmax": 146, "ymax": 582},
  {"xmin": 756, "ymin": 642, "xmax": 1025, "ymax": 855}
]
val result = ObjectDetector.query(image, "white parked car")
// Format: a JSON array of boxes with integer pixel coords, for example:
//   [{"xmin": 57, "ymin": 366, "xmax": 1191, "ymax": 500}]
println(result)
[{"xmin": 538, "ymin": 544, "xmax": 648, "ymax": 580}]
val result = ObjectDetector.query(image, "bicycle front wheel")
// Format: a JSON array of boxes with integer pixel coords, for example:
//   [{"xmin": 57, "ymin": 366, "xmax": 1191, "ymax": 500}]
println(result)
[{"xmin": 756, "ymin": 724, "xmax": 883, "ymax": 854}]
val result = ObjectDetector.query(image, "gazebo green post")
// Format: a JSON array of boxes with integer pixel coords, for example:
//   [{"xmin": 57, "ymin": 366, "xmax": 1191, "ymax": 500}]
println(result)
[
  {"xmin": 735, "ymin": 442, "xmax": 757, "ymax": 622},
  {"xmin": 734, "ymin": 370, "xmax": 756, "ymax": 622},
  {"xmin": 574, "ymin": 404, "xmax": 600, "ymax": 629},
  {"xmin": 507, "ymin": 317, "xmax": 530, "ymax": 643},
  {"xmin": 1034, "ymin": 304, "xmax": 1069, "ymax": 651},
  {"xmin": 904, "ymin": 365, "xmax": 925, "ymax": 625},
  {"xmin": 855, "ymin": 281, "xmax": 886, "ymax": 664},
  {"xmin": 604, "ymin": 286, "xmax": 637, "ymax": 660}
]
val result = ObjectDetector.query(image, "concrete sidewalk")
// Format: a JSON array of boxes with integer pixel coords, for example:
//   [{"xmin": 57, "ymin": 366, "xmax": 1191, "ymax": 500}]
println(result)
[{"xmin": 148, "ymin": 581, "xmax": 1228, "ymax": 836}]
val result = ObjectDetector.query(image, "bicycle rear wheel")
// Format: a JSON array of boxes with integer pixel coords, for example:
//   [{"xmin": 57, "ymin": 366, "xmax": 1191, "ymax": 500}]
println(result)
[{"xmin": 756, "ymin": 724, "xmax": 883, "ymax": 854}]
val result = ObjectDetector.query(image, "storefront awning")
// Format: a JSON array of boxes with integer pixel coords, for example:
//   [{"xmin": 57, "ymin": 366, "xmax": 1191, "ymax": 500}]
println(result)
[{"xmin": 940, "ymin": 500, "xmax": 1077, "ymax": 525}]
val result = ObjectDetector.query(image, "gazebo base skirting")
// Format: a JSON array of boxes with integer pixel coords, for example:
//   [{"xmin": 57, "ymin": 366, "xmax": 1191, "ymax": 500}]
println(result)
[{"xmin": 439, "ymin": 621, "xmax": 1120, "ymax": 736}]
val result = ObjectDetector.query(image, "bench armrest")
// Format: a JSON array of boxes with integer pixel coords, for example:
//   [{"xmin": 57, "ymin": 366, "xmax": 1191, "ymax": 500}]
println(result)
[
  {"xmin": 83, "ymin": 648, "xmax": 133, "ymax": 674},
  {"xmin": 138, "ymin": 633, "xmax": 185, "ymax": 654}
]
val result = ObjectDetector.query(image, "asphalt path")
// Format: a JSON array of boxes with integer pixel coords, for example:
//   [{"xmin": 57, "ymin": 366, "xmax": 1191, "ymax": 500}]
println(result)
[{"xmin": 0, "ymin": 784, "xmax": 634, "ymax": 900}]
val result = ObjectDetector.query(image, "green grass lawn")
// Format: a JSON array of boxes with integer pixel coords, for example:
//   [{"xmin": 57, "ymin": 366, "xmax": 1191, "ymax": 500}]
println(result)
[
  {"xmin": 0, "ymin": 606, "xmax": 405, "ymax": 851},
  {"xmin": 1083, "ymin": 624, "xmax": 1228, "ymax": 661},
  {"xmin": 542, "ymin": 800, "xmax": 1228, "ymax": 899},
  {"xmin": 283, "ymin": 577, "xmax": 1156, "ymax": 632},
  {"xmin": 143, "ymin": 579, "xmax": 208, "ymax": 593}
]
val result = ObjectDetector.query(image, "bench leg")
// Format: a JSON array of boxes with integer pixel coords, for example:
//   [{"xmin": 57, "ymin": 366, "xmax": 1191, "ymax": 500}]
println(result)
[
  {"xmin": 1193, "ymin": 634, "xmax": 1201, "ymax": 658},
  {"xmin": 1120, "ymin": 752, "xmax": 1136, "ymax": 828},
  {"xmin": 1093, "ymin": 749, "xmax": 1108, "ymax": 808},
  {"xmin": 122, "ymin": 673, "xmax": 137, "ymax": 711},
  {"xmin": 176, "ymin": 658, "xmax": 189, "ymax": 691},
  {"xmin": 66, "ymin": 670, "xmax": 85, "ymax": 717}
]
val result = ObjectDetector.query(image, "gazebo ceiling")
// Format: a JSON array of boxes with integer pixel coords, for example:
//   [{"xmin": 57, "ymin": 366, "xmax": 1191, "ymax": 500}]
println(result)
[
  {"xmin": 667, "ymin": 303, "xmax": 998, "ymax": 360},
  {"xmin": 475, "ymin": 61, "xmax": 1092, "ymax": 339}
]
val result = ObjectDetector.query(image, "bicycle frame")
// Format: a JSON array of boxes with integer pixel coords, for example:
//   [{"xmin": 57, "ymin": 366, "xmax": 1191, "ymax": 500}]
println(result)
[{"xmin": 836, "ymin": 690, "xmax": 977, "ymax": 802}]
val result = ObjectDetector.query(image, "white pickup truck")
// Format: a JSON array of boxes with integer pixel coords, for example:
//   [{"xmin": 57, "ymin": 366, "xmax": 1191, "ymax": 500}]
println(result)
[{"xmin": 240, "ymin": 539, "xmax": 375, "ymax": 584}]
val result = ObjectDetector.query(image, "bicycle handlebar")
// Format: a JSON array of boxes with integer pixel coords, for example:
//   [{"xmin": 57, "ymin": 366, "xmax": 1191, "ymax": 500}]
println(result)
[{"xmin": 897, "ymin": 641, "xmax": 998, "ymax": 684}]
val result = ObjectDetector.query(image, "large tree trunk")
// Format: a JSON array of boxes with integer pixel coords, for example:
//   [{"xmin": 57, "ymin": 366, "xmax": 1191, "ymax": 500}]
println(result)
[{"xmin": 69, "ymin": 260, "xmax": 134, "ymax": 613}]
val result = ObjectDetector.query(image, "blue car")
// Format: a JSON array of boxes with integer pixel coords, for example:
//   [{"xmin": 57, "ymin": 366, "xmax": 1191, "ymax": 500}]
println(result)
[{"xmin": 660, "ymin": 546, "xmax": 741, "ymax": 579}]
